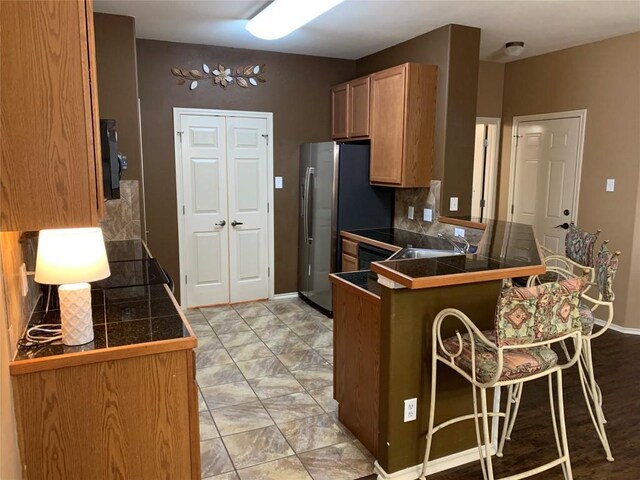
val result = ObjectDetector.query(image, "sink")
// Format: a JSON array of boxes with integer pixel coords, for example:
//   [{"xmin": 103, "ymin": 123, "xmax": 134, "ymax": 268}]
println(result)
[{"xmin": 388, "ymin": 247, "xmax": 464, "ymax": 261}]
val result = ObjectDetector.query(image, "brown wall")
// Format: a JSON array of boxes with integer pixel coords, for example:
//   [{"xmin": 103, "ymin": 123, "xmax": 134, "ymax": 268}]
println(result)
[
  {"xmin": 356, "ymin": 24, "xmax": 480, "ymax": 219},
  {"xmin": 94, "ymin": 13, "xmax": 145, "ymax": 236},
  {"xmin": 136, "ymin": 39, "xmax": 356, "ymax": 298},
  {"xmin": 477, "ymin": 61, "xmax": 505, "ymax": 118},
  {"xmin": 497, "ymin": 32, "xmax": 640, "ymax": 329}
]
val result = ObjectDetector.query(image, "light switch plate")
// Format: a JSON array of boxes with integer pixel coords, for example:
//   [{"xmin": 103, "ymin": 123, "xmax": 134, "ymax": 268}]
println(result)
[
  {"xmin": 450, "ymin": 197, "xmax": 459, "ymax": 211},
  {"xmin": 454, "ymin": 227, "xmax": 465, "ymax": 238},
  {"xmin": 606, "ymin": 179, "xmax": 615, "ymax": 192},
  {"xmin": 423, "ymin": 208, "xmax": 433, "ymax": 222},
  {"xmin": 275, "ymin": 176, "xmax": 283, "ymax": 189},
  {"xmin": 408, "ymin": 206, "xmax": 414, "ymax": 220}
]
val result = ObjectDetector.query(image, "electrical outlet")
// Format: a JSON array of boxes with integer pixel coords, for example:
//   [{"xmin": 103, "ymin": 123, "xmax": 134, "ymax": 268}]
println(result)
[
  {"xmin": 20, "ymin": 263, "xmax": 28, "ymax": 297},
  {"xmin": 606, "ymin": 179, "xmax": 615, "ymax": 192},
  {"xmin": 454, "ymin": 227, "xmax": 465, "ymax": 238},
  {"xmin": 275, "ymin": 176, "xmax": 283, "ymax": 189},
  {"xmin": 450, "ymin": 197, "xmax": 459, "ymax": 211},
  {"xmin": 423, "ymin": 208, "xmax": 433, "ymax": 222},
  {"xmin": 408, "ymin": 206, "xmax": 414, "ymax": 220},
  {"xmin": 404, "ymin": 398, "xmax": 417, "ymax": 422}
]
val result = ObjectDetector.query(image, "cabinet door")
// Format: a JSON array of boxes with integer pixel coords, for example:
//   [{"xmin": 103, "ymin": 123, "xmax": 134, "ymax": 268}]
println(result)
[
  {"xmin": 0, "ymin": 0, "xmax": 102, "ymax": 231},
  {"xmin": 370, "ymin": 65, "xmax": 406, "ymax": 185},
  {"xmin": 341, "ymin": 254, "xmax": 358, "ymax": 272},
  {"xmin": 348, "ymin": 77, "xmax": 370, "ymax": 138},
  {"xmin": 331, "ymin": 83, "xmax": 349, "ymax": 140}
]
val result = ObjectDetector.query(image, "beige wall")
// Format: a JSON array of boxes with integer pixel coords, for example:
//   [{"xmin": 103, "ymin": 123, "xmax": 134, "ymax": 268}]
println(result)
[
  {"xmin": 477, "ymin": 61, "xmax": 504, "ymax": 118},
  {"xmin": 497, "ymin": 32, "xmax": 640, "ymax": 329}
]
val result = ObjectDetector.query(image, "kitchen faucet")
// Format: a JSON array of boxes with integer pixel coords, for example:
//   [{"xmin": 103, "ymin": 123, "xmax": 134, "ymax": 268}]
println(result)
[{"xmin": 438, "ymin": 232, "xmax": 470, "ymax": 254}]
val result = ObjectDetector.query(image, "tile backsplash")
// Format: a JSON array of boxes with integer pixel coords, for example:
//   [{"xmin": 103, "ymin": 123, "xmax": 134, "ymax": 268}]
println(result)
[
  {"xmin": 99, "ymin": 180, "xmax": 142, "ymax": 241},
  {"xmin": 394, "ymin": 180, "xmax": 441, "ymax": 234}
]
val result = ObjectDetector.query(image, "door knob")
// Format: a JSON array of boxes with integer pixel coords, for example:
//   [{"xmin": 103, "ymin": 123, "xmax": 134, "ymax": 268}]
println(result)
[
  {"xmin": 555, "ymin": 222, "xmax": 569, "ymax": 230},
  {"xmin": 563, "ymin": 209, "xmax": 570, "ymax": 216},
  {"xmin": 231, "ymin": 220, "xmax": 243, "ymax": 227},
  {"xmin": 215, "ymin": 220, "xmax": 226, "ymax": 227}
]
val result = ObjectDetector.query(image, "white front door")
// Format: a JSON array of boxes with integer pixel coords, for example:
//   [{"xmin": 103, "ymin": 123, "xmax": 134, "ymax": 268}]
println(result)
[
  {"xmin": 180, "ymin": 114, "xmax": 229, "ymax": 306},
  {"xmin": 226, "ymin": 117, "xmax": 269, "ymax": 303},
  {"xmin": 511, "ymin": 116, "xmax": 582, "ymax": 253},
  {"xmin": 177, "ymin": 112, "xmax": 271, "ymax": 308}
]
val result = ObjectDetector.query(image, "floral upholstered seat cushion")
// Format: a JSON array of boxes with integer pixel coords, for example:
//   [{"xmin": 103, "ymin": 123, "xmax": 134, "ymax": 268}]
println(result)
[
  {"xmin": 565, "ymin": 223, "xmax": 599, "ymax": 267},
  {"xmin": 496, "ymin": 277, "xmax": 585, "ymax": 346},
  {"xmin": 440, "ymin": 331, "xmax": 558, "ymax": 384},
  {"xmin": 579, "ymin": 303, "xmax": 595, "ymax": 335}
]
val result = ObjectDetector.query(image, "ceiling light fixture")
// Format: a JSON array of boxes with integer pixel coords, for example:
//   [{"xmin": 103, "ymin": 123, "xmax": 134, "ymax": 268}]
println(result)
[
  {"xmin": 505, "ymin": 41, "xmax": 525, "ymax": 57},
  {"xmin": 246, "ymin": 0, "xmax": 344, "ymax": 40}
]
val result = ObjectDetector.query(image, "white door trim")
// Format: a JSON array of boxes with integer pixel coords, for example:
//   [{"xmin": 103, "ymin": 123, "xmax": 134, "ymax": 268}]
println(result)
[
  {"xmin": 507, "ymin": 109, "xmax": 587, "ymax": 223},
  {"xmin": 475, "ymin": 116, "xmax": 501, "ymax": 220},
  {"xmin": 173, "ymin": 107, "xmax": 275, "ymax": 308}
]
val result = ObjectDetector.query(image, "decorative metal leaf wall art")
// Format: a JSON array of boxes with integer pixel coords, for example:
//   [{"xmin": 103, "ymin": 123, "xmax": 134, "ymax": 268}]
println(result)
[{"xmin": 171, "ymin": 63, "xmax": 267, "ymax": 90}]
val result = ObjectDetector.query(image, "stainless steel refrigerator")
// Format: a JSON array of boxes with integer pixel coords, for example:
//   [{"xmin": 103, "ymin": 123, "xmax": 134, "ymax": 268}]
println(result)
[{"xmin": 298, "ymin": 142, "xmax": 394, "ymax": 314}]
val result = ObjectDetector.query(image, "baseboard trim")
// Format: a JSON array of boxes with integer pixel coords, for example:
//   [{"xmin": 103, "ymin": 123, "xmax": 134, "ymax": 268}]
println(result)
[
  {"xmin": 374, "ymin": 445, "xmax": 494, "ymax": 480},
  {"xmin": 270, "ymin": 292, "xmax": 299, "ymax": 300},
  {"xmin": 594, "ymin": 318, "xmax": 640, "ymax": 336}
]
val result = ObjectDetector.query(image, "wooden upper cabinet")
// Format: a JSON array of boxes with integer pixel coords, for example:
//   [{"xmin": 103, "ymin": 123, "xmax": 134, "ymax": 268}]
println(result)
[
  {"xmin": 331, "ymin": 77, "xmax": 370, "ymax": 140},
  {"xmin": 348, "ymin": 77, "xmax": 370, "ymax": 138},
  {"xmin": 370, "ymin": 63, "xmax": 437, "ymax": 187},
  {"xmin": 1, "ymin": 0, "xmax": 103, "ymax": 232},
  {"xmin": 331, "ymin": 83, "xmax": 349, "ymax": 140}
]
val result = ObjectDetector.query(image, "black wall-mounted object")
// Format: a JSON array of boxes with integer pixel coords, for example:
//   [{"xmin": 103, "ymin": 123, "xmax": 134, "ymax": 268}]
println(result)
[{"xmin": 100, "ymin": 119, "xmax": 128, "ymax": 200}]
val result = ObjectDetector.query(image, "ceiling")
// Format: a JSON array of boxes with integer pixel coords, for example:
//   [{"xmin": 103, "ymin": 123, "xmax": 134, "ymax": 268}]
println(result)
[{"xmin": 94, "ymin": 0, "xmax": 640, "ymax": 62}]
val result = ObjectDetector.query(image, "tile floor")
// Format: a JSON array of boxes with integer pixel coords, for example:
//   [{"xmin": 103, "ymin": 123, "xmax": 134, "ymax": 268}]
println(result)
[{"xmin": 188, "ymin": 296, "xmax": 376, "ymax": 480}]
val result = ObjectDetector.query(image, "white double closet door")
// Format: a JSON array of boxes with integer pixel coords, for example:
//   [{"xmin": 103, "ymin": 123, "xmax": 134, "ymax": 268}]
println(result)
[{"xmin": 177, "ymin": 112, "xmax": 270, "ymax": 308}]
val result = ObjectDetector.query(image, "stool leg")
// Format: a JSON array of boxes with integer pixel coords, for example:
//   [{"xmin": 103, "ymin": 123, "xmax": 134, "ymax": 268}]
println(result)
[
  {"xmin": 549, "ymin": 373, "xmax": 568, "ymax": 479},
  {"xmin": 579, "ymin": 339, "xmax": 614, "ymax": 461},
  {"xmin": 497, "ymin": 385, "xmax": 514, "ymax": 457},
  {"xmin": 480, "ymin": 387, "xmax": 495, "ymax": 480},
  {"xmin": 556, "ymin": 370, "xmax": 574, "ymax": 480},
  {"xmin": 472, "ymin": 384, "xmax": 490, "ymax": 480},
  {"xmin": 505, "ymin": 382, "xmax": 523, "ymax": 440},
  {"xmin": 419, "ymin": 356, "xmax": 439, "ymax": 479}
]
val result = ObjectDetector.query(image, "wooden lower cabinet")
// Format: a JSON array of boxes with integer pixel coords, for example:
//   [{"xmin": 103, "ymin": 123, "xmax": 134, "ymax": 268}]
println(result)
[
  {"xmin": 332, "ymin": 276, "xmax": 380, "ymax": 456},
  {"xmin": 341, "ymin": 253, "xmax": 358, "ymax": 272},
  {"xmin": 12, "ymin": 349, "xmax": 200, "ymax": 479}
]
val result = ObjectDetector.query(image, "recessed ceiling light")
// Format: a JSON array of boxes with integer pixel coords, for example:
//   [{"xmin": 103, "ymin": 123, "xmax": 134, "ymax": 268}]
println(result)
[
  {"xmin": 246, "ymin": 0, "xmax": 344, "ymax": 40},
  {"xmin": 505, "ymin": 41, "xmax": 525, "ymax": 57}
]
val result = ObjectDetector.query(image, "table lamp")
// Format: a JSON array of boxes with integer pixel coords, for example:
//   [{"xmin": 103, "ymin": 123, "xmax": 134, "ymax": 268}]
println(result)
[{"xmin": 35, "ymin": 228, "xmax": 110, "ymax": 346}]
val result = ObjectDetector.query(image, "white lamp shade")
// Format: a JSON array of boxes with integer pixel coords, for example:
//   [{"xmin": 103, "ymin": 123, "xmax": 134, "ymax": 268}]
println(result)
[{"xmin": 35, "ymin": 228, "xmax": 111, "ymax": 285}]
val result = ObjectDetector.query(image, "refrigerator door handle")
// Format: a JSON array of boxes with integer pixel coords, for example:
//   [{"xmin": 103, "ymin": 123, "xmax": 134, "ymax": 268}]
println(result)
[
  {"xmin": 303, "ymin": 166, "xmax": 311, "ymax": 243},
  {"xmin": 307, "ymin": 167, "xmax": 315, "ymax": 243}
]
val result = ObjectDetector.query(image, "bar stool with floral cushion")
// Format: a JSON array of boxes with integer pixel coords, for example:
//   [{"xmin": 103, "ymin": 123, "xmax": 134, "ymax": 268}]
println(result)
[
  {"xmin": 541, "ymin": 223, "xmax": 601, "ymax": 283},
  {"xmin": 419, "ymin": 276, "xmax": 587, "ymax": 480},
  {"xmin": 511, "ymin": 242, "xmax": 620, "ymax": 462}
]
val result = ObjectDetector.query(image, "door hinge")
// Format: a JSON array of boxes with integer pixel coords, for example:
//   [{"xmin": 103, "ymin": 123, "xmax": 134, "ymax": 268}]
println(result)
[
  {"xmin": 480, "ymin": 199, "xmax": 486, "ymax": 208},
  {"xmin": 511, "ymin": 204, "xmax": 515, "ymax": 214},
  {"xmin": 483, "ymin": 138, "xmax": 489, "ymax": 148},
  {"xmin": 261, "ymin": 134, "xmax": 269, "ymax": 146},
  {"xmin": 177, "ymin": 131, "xmax": 184, "ymax": 142},
  {"xmin": 268, "ymin": 267, "xmax": 271, "ymax": 277},
  {"xmin": 182, "ymin": 205, "xmax": 186, "ymax": 215},
  {"xmin": 185, "ymin": 275, "xmax": 188, "ymax": 285},
  {"xmin": 267, "ymin": 202, "xmax": 269, "ymax": 213}
]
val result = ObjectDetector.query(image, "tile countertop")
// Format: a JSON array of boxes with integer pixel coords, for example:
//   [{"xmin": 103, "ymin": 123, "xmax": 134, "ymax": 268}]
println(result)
[
  {"xmin": 11, "ymin": 240, "xmax": 195, "ymax": 371},
  {"xmin": 366, "ymin": 220, "xmax": 545, "ymax": 290}
]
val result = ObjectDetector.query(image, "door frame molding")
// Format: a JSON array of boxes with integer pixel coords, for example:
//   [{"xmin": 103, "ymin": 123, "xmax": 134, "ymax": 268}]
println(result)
[
  {"xmin": 474, "ymin": 116, "xmax": 501, "ymax": 220},
  {"xmin": 507, "ymin": 109, "xmax": 587, "ymax": 223},
  {"xmin": 173, "ymin": 107, "xmax": 275, "ymax": 308}
]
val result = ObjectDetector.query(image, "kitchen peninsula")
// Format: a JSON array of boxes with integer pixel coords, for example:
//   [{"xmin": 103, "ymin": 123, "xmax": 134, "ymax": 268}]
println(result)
[
  {"xmin": 9, "ymin": 240, "xmax": 200, "ymax": 480},
  {"xmin": 330, "ymin": 219, "xmax": 545, "ymax": 479}
]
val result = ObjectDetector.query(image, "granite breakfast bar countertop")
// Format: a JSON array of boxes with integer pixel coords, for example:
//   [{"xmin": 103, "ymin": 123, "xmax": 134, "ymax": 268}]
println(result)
[{"xmin": 10, "ymin": 240, "xmax": 196, "ymax": 374}]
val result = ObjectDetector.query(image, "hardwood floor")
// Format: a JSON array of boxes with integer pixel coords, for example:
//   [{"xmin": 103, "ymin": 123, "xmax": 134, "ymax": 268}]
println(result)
[{"xmin": 358, "ymin": 329, "xmax": 640, "ymax": 479}]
